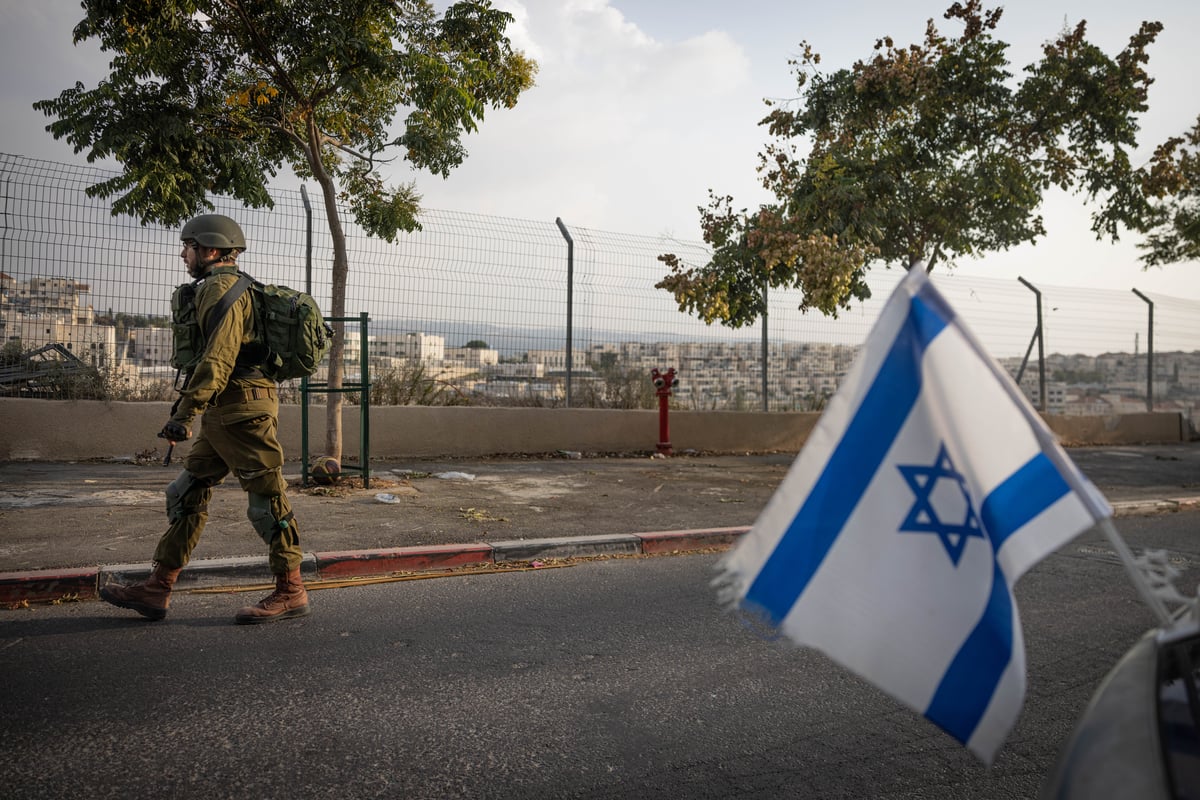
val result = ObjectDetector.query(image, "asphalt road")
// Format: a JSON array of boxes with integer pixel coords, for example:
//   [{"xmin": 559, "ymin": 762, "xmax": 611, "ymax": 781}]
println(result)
[{"xmin": 2, "ymin": 512, "xmax": 1195, "ymax": 799}]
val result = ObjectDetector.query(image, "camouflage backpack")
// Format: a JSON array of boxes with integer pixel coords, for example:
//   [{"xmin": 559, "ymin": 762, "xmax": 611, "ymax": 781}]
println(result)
[{"xmin": 171, "ymin": 272, "xmax": 333, "ymax": 381}]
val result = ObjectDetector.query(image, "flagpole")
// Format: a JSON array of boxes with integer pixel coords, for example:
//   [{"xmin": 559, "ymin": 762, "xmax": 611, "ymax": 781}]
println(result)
[
  {"xmin": 1033, "ymin": 420, "xmax": 1176, "ymax": 627},
  {"xmin": 1096, "ymin": 517, "xmax": 1173, "ymax": 626}
]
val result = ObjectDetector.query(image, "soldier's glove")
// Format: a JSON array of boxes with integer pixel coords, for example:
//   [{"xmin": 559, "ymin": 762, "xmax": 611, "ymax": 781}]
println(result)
[{"xmin": 158, "ymin": 420, "xmax": 191, "ymax": 443}]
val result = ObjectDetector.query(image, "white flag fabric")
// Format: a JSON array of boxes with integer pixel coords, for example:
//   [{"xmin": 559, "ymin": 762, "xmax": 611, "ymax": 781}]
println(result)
[{"xmin": 716, "ymin": 266, "xmax": 1111, "ymax": 763}]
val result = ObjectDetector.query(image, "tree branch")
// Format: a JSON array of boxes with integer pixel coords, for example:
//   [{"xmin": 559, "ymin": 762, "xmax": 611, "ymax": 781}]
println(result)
[{"xmin": 218, "ymin": 0, "xmax": 307, "ymax": 103}]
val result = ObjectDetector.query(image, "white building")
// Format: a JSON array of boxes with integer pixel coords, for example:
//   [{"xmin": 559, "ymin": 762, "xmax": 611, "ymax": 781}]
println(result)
[
  {"xmin": 8, "ymin": 277, "xmax": 95, "ymax": 323},
  {"xmin": 6, "ymin": 316, "xmax": 117, "ymax": 367},
  {"xmin": 525, "ymin": 348, "xmax": 589, "ymax": 372},
  {"xmin": 368, "ymin": 332, "xmax": 445, "ymax": 363},
  {"xmin": 486, "ymin": 362, "xmax": 544, "ymax": 378},
  {"xmin": 134, "ymin": 326, "xmax": 174, "ymax": 367},
  {"xmin": 444, "ymin": 345, "xmax": 499, "ymax": 369}
]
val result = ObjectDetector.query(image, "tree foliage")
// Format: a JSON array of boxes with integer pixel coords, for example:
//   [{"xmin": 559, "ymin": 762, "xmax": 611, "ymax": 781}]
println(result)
[
  {"xmin": 35, "ymin": 0, "xmax": 536, "ymax": 458},
  {"xmin": 658, "ymin": 1, "xmax": 1173, "ymax": 327},
  {"xmin": 1137, "ymin": 115, "xmax": 1200, "ymax": 265}
]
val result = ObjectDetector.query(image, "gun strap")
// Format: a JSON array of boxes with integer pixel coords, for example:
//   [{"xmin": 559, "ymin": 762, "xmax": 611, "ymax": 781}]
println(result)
[{"xmin": 205, "ymin": 274, "xmax": 253, "ymax": 340}]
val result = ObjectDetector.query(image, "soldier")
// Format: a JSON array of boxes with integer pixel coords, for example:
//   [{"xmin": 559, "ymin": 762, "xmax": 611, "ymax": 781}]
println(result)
[{"xmin": 100, "ymin": 214, "xmax": 310, "ymax": 624}]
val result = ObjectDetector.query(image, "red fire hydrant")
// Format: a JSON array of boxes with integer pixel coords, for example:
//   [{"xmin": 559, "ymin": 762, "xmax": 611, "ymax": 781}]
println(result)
[{"xmin": 651, "ymin": 367, "xmax": 679, "ymax": 455}]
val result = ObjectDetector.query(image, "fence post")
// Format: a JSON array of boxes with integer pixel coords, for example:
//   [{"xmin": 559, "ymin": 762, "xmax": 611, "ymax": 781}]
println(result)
[
  {"xmin": 1016, "ymin": 277, "xmax": 1047, "ymax": 412},
  {"xmin": 761, "ymin": 279, "xmax": 769, "ymax": 412},
  {"xmin": 555, "ymin": 217, "xmax": 574, "ymax": 408},
  {"xmin": 1132, "ymin": 289, "xmax": 1154, "ymax": 412}
]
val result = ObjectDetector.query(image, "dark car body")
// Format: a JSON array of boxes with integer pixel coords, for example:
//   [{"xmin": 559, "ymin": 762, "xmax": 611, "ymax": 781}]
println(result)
[{"xmin": 1041, "ymin": 621, "xmax": 1200, "ymax": 799}]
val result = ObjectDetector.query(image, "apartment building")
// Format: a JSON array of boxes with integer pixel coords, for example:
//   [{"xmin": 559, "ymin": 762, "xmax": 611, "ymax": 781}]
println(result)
[
  {"xmin": 1, "ymin": 275, "xmax": 117, "ymax": 367},
  {"xmin": 445, "ymin": 345, "xmax": 499, "ymax": 369},
  {"xmin": 5, "ymin": 315, "xmax": 117, "ymax": 367},
  {"xmin": 368, "ymin": 332, "xmax": 445, "ymax": 364},
  {"xmin": 133, "ymin": 326, "xmax": 174, "ymax": 367}
]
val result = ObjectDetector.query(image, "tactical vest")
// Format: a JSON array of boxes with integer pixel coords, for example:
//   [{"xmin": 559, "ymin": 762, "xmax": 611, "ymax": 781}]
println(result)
[
  {"xmin": 170, "ymin": 267, "xmax": 261, "ymax": 375},
  {"xmin": 170, "ymin": 280, "xmax": 205, "ymax": 373}
]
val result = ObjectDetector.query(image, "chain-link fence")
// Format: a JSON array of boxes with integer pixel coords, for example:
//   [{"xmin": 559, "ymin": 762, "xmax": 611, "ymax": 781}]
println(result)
[{"xmin": 2, "ymin": 152, "xmax": 1197, "ymax": 418}]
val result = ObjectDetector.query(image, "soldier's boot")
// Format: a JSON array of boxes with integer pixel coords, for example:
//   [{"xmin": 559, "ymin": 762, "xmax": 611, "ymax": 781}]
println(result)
[
  {"xmin": 99, "ymin": 562, "xmax": 182, "ymax": 621},
  {"xmin": 234, "ymin": 568, "xmax": 310, "ymax": 625}
]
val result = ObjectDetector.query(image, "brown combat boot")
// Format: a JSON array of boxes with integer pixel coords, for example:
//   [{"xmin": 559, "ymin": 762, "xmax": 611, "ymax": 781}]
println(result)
[
  {"xmin": 234, "ymin": 568, "xmax": 310, "ymax": 625},
  {"xmin": 99, "ymin": 562, "xmax": 182, "ymax": 621}
]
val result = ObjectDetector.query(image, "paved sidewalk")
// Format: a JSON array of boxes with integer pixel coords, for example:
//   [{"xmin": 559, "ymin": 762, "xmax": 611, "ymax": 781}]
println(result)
[{"xmin": 2, "ymin": 444, "xmax": 1198, "ymax": 604}]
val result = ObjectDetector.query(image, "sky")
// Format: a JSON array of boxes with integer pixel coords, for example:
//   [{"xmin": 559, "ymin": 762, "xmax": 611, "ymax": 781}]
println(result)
[{"xmin": 2, "ymin": 0, "xmax": 1198, "ymax": 300}]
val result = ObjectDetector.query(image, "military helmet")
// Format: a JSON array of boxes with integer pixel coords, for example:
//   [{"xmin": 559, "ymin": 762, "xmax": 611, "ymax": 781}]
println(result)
[{"xmin": 180, "ymin": 214, "xmax": 247, "ymax": 251}]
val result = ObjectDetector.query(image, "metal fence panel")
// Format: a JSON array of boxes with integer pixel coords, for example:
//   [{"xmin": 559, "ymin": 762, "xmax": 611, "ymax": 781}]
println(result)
[{"xmin": 1, "ymin": 152, "xmax": 1197, "ymax": 419}]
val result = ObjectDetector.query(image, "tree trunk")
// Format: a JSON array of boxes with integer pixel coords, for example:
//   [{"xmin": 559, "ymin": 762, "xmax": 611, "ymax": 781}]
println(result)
[{"xmin": 304, "ymin": 123, "xmax": 348, "ymax": 462}]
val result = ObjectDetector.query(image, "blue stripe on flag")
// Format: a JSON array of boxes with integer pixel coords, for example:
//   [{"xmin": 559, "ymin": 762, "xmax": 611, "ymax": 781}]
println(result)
[
  {"xmin": 742, "ymin": 281, "xmax": 952, "ymax": 625},
  {"xmin": 979, "ymin": 453, "xmax": 1071, "ymax": 552},
  {"xmin": 923, "ymin": 454, "xmax": 1071, "ymax": 742},
  {"xmin": 925, "ymin": 559, "xmax": 1013, "ymax": 742}
]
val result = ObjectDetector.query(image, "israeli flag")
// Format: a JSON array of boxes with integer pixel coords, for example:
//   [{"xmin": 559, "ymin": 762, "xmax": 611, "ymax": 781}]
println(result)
[{"xmin": 717, "ymin": 266, "xmax": 1111, "ymax": 763}]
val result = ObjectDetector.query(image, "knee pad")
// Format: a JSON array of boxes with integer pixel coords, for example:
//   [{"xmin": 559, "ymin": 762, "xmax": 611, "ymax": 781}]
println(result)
[
  {"xmin": 247, "ymin": 492, "xmax": 295, "ymax": 546},
  {"xmin": 165, "ymin": 471, "xmax": 214, "ymax": 523}
]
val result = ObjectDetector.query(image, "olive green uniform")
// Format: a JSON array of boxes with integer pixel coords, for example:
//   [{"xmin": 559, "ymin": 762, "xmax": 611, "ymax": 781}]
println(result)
[{"xmin": 154, "ymin": 266, "xmax": 302, "ymax": 575}]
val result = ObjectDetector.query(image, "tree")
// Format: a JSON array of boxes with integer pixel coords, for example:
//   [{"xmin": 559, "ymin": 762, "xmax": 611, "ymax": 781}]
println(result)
[
  {"xmin": 463, "ymin": 339, "xmax": 489, "ymax": 349},
  {"xmin": 1137, "ymin": 114, "xmax": 1200, "ymax": 265},
  {"xmin": 1, "ymin": 340, "xmax": 23, "ymax": 366},
  {"xmin": 658, "ymin": 1, "xmax": 1169, "ymax": 327},
  {"xmin": 34, "ymin": 0, "xmax": 536, "ymax": 460}
]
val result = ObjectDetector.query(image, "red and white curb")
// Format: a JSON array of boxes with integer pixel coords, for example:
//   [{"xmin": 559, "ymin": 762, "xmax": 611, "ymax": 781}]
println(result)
[
  {"xmin": 3, "ymin": 496, "xmax": 1196, "ymax": 606},
  {"xmin": 0, "ymin": 526, "xmax": 750, "ymax": 605}
]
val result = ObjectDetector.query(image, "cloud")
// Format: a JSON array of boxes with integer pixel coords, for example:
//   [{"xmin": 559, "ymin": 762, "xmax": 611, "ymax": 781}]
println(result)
[
  {"xmin": 416, "ymin": 0, "xmax": 762, "ymax": 235},
  {"xmin": 0, "ymin": 3, "xmax": 113, "ymax": 164}
]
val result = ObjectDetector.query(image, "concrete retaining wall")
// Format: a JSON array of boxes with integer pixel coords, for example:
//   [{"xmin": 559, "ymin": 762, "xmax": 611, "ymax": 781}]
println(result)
[{"xmin": 0, "ymin": 398, "xmax": 1186, "ymax": 462}]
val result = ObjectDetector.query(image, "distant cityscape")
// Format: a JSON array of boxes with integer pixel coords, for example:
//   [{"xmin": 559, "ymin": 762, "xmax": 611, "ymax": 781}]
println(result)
[{"xmin": 2, "ymin": 272, "xmax": 1198, "ymax": 419}]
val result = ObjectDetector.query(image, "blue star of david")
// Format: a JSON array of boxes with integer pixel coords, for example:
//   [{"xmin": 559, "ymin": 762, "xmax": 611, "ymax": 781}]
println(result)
[{"xmin": 897, "ymin": 443, "xmax": 985, "ymax": 566}]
